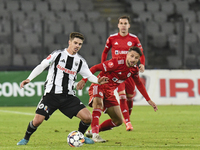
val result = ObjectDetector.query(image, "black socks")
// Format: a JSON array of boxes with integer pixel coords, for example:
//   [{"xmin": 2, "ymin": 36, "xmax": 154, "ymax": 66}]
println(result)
[{"xmin": 24, "ymin": 121, "xmax": 37, "ymax": 140}]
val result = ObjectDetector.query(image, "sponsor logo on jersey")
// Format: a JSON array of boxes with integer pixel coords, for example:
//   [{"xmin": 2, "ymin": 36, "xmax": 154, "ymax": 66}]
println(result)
[
  {"xmin": 108, "ymin": 62, "xmax": 114, "ymax": 68},
  {"xmin": 112, "ymin": 77, "xmax": 124, "ymax": 83},
  {"xmin": 118, "ymin": 60, "xmax": 124, "ymax": 64},
  {"xmin": 57, "ymin": 64, "xmax": 77, "ymax": 75},
  {"xmin": 115, "ymin": 50, "xmax": 128, "ymax": 55},
  {"xmin": 60, "ymin": 59, "xmax": 65, "ymax": 63},
  {"xmin": 114, "ymin": 42, "xmax": 118, "ymax": 45},
  {"xmin": 46, "ymin": 55, "xmax": 51, "ymax": 60},
  {"xmin": 44, "ymin": 105, "xmax": 49, "ymax": 113},
  {"xmin": 127, "ymin": 72, "xmax": 131, "ymax": 77},
  {"xmin": 127, "ymin": 41, "xmax": 132, "ymax": 46},
  {"xmin": 99, "ymin": 92, "xmax": 103, "ymax": 96},
  {"xmin": 75, "ymin": 62, "xmax": 78, "ymax": 66}
]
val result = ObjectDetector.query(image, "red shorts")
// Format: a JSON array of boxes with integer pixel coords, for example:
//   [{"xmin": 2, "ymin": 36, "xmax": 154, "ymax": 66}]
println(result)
[
  {"xmin": 88, "ymin": 83, "xmax": 119, "ymax": 111},
  {"xmin": 117, "ymin": 77, "xmax": 136, "ymax": 94}
]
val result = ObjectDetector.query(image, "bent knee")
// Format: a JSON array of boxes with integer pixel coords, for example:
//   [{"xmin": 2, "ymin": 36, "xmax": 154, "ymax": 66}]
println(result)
[
  {"xmin": 82, "ymin": 115, "xmax": 92, "ymax": 124},
  {"xmin": 113, "ymin": 119, "xmax": 123, "ymax": 126}
]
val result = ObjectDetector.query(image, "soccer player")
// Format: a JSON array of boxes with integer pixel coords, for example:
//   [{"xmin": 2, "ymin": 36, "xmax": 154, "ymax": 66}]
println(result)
[
  {"xmin": 101, "ymin": 15, "xmax": 145, "ymax": 131},
  {"xmin": 77, "ymin": 46, "xmax": 158, "ymax": 142},
  {"xmin": 17, "ymin": 32, "xmax": 108, "ymax": 145}
]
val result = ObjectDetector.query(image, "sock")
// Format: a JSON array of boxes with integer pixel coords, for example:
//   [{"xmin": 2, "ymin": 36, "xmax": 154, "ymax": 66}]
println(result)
[
  {"xmin": 99, "ymin": 119, "xmax": 117, "ymax": 132},
  {"xmin": 127, "ymin": 97, "xmax": 134, "ymax": 116},
  {"xmin": 24, "ymin": 121, "xmax": 37, "ymax": 140},
  {"xmin": 91, "ymin": 108, "xmax": 102, "ymax": 134},
  {"xmin": 78, "ymin": 120, "xmax": 91, "ymax": 135},
  {"xmin": 119, "ymin": 94, "xmax": 130, "ymax": 123}
]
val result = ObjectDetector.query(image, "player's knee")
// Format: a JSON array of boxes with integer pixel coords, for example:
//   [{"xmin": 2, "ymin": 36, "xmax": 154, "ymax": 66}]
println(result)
[
  {"xmin": 33, "ymin": 115, "xmax": 45, "ymax": 127},
  {"xmin": 113, "ymin": 118, "xmax": 123, "ymax": 126},
  {"xmin": 82, "ymin": 115, "xmax": 92, "ymax": 124}
]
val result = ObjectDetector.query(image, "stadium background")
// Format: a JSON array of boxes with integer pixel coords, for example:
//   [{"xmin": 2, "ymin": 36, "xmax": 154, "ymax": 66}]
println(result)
[{"xmin": 0, "ymin": 0, "xmax": 200, "ymax": 106}]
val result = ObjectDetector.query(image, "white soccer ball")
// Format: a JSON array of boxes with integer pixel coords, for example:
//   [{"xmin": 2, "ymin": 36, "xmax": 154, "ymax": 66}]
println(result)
[{"xmin": 67, "ymin": 131, "xmax": 85, "ymax": 147}]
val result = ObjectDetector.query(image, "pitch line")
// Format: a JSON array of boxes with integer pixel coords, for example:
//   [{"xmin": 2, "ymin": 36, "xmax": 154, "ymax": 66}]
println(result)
[{"xmin": 0, "ymin": 110, "xmax": 34, "ymax": 116}]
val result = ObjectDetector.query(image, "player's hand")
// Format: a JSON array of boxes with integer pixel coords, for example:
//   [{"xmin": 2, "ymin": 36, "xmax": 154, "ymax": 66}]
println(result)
[
  {"xmin": 98, "ymin": 76, "xmax": 109, "ymax": 85},
  {"xmin": 139, "ymin": 64, "xmax": 145, "ymax": 73},
  {"xmin": 20, "ymin": 79, "xmax": 30, "ymax": 89},
  {"xmin": 76, "ymin": 80, "xmax": 86, "ymax": 90},
  {"xmin": 147, "ymin": 100, "xmax": 158, "ymax": 112}
]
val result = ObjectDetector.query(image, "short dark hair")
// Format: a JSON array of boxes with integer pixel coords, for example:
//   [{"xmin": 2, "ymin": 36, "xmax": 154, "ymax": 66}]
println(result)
[
  {"xmin": 128, "ymin": 46, "xmax": 142, "ymax": 56},
  {"xmin": 70, "ymin": 32, "xmax": 84, "ymax": 41},
  {"xmin": 118, "ymin": 15, "xmax": 131, "ymax": 23}
]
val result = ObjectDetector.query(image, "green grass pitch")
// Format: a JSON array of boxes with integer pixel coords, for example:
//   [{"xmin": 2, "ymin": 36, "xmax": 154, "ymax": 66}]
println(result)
[{"xmin": 0, "ymin": 105, "xmax": 199, "ymax": 150}]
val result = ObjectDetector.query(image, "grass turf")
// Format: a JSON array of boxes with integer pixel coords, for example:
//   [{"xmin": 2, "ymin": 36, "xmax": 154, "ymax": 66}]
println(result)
[{"xmin": 0, "ymin": 105, "xmax": 199, "ymax": 150}]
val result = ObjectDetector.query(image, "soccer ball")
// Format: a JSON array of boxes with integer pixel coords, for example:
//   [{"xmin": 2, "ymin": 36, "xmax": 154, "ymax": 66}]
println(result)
[{"xmin": 67, "ymin": 131, "xmax": 85, "ymax": 147}]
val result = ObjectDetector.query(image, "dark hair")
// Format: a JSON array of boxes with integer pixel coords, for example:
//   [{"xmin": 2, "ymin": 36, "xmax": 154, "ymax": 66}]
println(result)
[
  {"xmin": 128, "ymin": 46, "xmax": 142, "ymax": 56},
  {"xmin": 118, "ymin": 15, "xmax": 131, "ymax": 23},
  {"xmin": 70, "ymin": 32, "xmax": 84, "ymax": 41}
]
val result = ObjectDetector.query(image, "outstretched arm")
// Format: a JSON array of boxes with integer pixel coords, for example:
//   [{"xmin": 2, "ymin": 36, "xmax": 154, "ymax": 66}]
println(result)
[
  {"xmin": 20, "ymin": 61, "xmax": 49, "ymax": 88},
  {"xmin": 133, "ymin": 76, "xmax": 158, "ymax": 112},
  {"xmin": 76, "ymin": 63, "xmax": 106, "ymax": 90}
]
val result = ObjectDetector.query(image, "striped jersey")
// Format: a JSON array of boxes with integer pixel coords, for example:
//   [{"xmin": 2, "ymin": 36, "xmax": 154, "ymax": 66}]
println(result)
[{"xmin": 42, "ymin": 48, "xmax": 93, "ymax": 95}]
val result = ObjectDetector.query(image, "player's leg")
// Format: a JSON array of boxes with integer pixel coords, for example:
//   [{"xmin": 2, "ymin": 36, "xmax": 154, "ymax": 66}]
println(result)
[
  {"xmin": 127, "ymin": 92, "xmax": 135, "ymax": 116},
  {"xmin": 17, "ymin": 93, "xmax": 57, "ymax": 145},
  {"xmin": 85, "ymin": 84, "xmax": 105, "ymax": 142},
  {"xmin": 99, "ymin": 105, "xmax": 123, "ymax": 131},
  {"xmin": 60, "ymin": 94, "xmax": 94, "ymax": 144},
  {"xmin": 125, "ymin": 77, "xmax": 136, "ymax": 116},
  {"xmin": 90, "ymin": 97, "xmax": 106, "ymax": 142},
  {"xmin": 76, "ymin": 107, "xmax": 92, "ymax": 134},
  {"xmin": 118, "ymin": 82, "xmax": 131, "ymax": 130}
]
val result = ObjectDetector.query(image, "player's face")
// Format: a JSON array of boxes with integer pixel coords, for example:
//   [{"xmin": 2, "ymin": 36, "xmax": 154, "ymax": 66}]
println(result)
[
  {"xmin": 118, "ymin": 19, "xmax": 130, "ymax": 35},
  {"xmin": 126, "ymin": 50, "xmax": 140, "ymax": 67},
  {"xmin": 68, "ymin": 38, "xmax": 83, "ymax": 55}
]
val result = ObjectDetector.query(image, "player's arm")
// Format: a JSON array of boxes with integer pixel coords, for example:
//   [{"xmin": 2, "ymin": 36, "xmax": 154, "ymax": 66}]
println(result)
[
  {"xmin": 101, "ymin": 37, "xmax": 111, "ymax": 62},
  {"xmin": 133, "ymin": 75, "xmax": 158, "ymax": 112},
  {"xmin": 20, "ymin": 53, "xmax": 57, "ymax": 88},
  {"xmin": 77, "ymin": 59, "xmax": 116, "ymax": 90},
  {"xmin": 136, "ymin": 38, "xmax": 145, "ymax": 73},
  {"xmin": 77, "ymin": 62, "xmax": 108, "ymax": 90},
  {"xmin": 20, "ymin": 59, "xmax": 49, "ymax": 88}
]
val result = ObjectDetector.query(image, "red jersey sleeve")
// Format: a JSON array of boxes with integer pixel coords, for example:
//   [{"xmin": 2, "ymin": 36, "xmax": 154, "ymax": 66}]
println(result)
[
  {"xmin": 101, "ymin": 37, "xmax": 112, "ymax": 62},
  {"xmin": 81, "ymin": 59, "xmax": 117, "ymax": 82},
  {"xmin": 133, "ymin": 75, "xmax": 150, "ymax": 101},
  {"xmin": 135, "ymin": 37, "xmax": 145, "ymax": 65}
]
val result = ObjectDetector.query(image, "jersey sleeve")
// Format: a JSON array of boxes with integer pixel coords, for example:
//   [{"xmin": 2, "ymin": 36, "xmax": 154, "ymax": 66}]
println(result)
[
  {"xmin": 79, "ymin": 60, "xmax": 94, "ymax": 79},
  {"xmin": 135, "ymin": 37, "xmax": 145, "ymax": 65},
  {"xmin": 101, "ymin": 37, "xmax": 112, "ymax": 62},
  {"xmin": 27, "ymin": 51, "xmax": 60, "ymax": 81},
  {"xmin": 132, "ymin": 74, "xmax": 150, "ymax": 101},
  {"xmin": 101, "ymin": 58, "xmax": 118, "ymax": 72}
]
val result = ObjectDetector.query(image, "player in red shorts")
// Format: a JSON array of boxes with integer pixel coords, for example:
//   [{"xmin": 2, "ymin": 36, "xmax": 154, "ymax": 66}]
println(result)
[
  {"xmin": 77, "ymin": 46, "xmax": 158, "ymax": 142},
  {"xmin": 101, "ymin": 15, "xmax": 145, "ymax": 131}
]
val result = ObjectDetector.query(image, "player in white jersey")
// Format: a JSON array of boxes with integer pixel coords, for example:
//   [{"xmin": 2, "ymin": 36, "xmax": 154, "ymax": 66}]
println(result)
[{"xmin": 17, "ymin": 32, "xmax": 108, "ymax": 146}]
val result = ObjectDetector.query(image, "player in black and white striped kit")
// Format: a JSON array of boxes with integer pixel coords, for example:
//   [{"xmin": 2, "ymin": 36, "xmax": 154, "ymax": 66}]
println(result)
[{"xmin": 17, "ymin": 32, "xmax": 108, "ymax": 145}]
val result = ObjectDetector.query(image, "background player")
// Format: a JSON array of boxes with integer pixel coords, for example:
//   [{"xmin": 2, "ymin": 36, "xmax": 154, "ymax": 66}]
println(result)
[
  {"xmin": 101, "ymin": 15, "xmax": 145, "ymax": 131},
  {"xmin": 77, "ymin": 46, "xmax": 158, "ymax": 142},
  {"xmin": 17, "ymin": 32, "xmax": 108, "ymax": 145}
]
